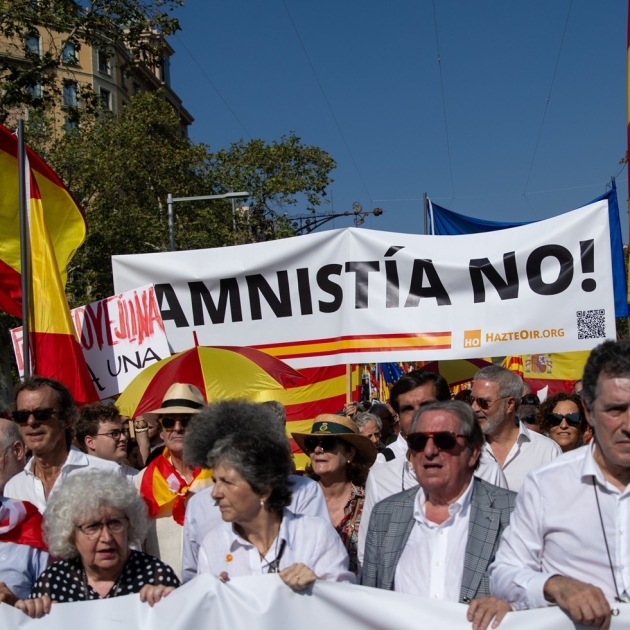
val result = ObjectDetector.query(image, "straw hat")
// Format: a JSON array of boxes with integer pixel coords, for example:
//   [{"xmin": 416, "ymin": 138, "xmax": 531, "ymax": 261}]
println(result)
[
  {"xmin": 292, "ymin": 414, "xmax": 377, "ymax": 465},
  {"xmin": 145, "ymin": 383, "xmax": 205, "ymax": 417}
]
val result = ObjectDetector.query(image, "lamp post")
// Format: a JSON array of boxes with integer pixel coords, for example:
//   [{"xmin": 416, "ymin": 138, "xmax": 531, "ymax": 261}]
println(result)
[{"xmin": 166, "ymin": 191, "xmax": 250, "ymax": 251}]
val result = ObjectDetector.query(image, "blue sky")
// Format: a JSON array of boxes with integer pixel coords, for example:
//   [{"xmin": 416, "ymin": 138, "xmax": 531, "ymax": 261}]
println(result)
[{"xmin": 168, "ymin": 0, "xmax": 628, "ymax": 241}]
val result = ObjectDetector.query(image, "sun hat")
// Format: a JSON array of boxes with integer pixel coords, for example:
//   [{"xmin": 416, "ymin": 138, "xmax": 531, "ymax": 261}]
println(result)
[
  {"xmin": 292, "ymin": 414, "xmax": 377, "ymax": 465},
  {"xmin": 144, "ymin": 383, "xmax": 205, "ymax": 417}
]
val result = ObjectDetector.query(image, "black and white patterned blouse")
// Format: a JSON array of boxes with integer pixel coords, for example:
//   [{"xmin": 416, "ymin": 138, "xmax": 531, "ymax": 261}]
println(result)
[{"xmin": 30, "ymin": 550, "xmax": 180, "ymax": 601}]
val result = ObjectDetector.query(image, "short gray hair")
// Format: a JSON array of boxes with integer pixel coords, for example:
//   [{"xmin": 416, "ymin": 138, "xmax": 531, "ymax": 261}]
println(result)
[
  {"xmin": 354, "ymin": 412, "xmax": 382, "ymax": 431},
  {"xmin": 0, "ymin": 418, "xmax": 23, "ymax": 449},
  {"xmin": 409, "ymin": 400, "xmax": 484, "ymax": 470},
  {"xmin": 43, "ymin": 472, "xmax": 148, "ymax": 559},
  {"xmin": 208, "ymin": 432, "xmax": 293, "ymax": 514},
  {"xmin": 474, "ymin": 366, "xmax": 523, "ymax": 408}
]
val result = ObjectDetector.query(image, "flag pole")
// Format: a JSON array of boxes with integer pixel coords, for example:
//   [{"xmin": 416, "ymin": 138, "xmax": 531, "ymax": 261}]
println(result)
[
  {"xmin": 17, "ymin": 119, "xmax": 31, "ymax": 377},
  {"xmin": 423, "ymin": 192, "xmax": 428, "ymax": 235}
]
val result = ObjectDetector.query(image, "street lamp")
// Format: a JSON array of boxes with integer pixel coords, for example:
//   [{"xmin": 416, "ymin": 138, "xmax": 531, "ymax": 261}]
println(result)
[{"xmin": 166, "ymin": 191, "xmax": 251, "ymax": 251}]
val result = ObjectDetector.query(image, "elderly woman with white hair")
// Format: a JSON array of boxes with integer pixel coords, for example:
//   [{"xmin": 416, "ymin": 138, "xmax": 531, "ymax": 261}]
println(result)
[{"xmin": 15, "ymin": 472, "xmax": 180, "ymax": 618}]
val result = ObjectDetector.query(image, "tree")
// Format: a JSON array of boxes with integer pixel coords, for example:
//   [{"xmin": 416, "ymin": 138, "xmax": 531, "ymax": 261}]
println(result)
[
  {"xmin": 0, "ymin": 0, "xmax": 182, "ymax": 120},
  {"xmin": 43, "ymin": 92, "xmax": 336, "ymax": 306},
  {"xmin": 208, "ymin": 135, "xmax": 336, "ymax": 241}
]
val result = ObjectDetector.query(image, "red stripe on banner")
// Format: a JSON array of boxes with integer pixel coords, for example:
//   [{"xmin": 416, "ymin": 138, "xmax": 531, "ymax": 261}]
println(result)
[
  {"xmin": 273, "ymin": 343, "xmax": 452, "ymax": 360},
  {"xmin": 0, "ymin": 257, "xmax": 22, "ymax": 317},
  {"xmin": 254, "ymin": 331, "xmax": 450, "ymax": 350}
]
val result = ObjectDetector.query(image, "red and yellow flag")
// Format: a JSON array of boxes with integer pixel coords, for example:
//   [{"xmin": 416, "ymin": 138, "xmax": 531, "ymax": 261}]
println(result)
[
  {"xmin": 0, "ymin": 124, "xmax": 97, "ymax": 404},
  {"xmin": 501, "ymin": 355, "xmax": 524, "ymax": 379}
]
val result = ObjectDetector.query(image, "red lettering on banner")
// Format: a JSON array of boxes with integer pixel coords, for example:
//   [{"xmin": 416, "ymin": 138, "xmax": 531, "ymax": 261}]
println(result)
[{"xmin": 147, "ymin": 287, "xmax": 165, "ymax": 332}]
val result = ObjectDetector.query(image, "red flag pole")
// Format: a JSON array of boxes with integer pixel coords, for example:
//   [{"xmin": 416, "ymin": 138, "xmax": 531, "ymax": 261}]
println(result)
[{"xmin": 17, "ymin": 120, "xmax": 31, "ymax": 377}]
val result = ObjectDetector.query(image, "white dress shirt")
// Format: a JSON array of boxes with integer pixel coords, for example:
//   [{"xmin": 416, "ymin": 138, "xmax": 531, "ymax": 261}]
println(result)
[
  {"xmin": 181, "ymin": 474, "xmax": 330, "ymax": 583},
  {"xmin": 483, "ymin": 422, "xmax": 561, "ymax": 491},
  {"xmin": 358, "ymin": 448, "xmax": 507, "ymax": 565},
  {"xmin": 489, "ymin": 443, "xmax": 630, "ymax": 609},
  {"xmin": 395, "ymin": 478, "xmax": 474, "ymax": 600},
  {"xmin": 374, "ymin": 433, "xmax": 408, "ymax": 465},
  {"xmin": 4, "ymin": 446, "xmax": 122, "ymax": 513},
  {"xmin": 197, "ymin": 509, "xmax": 355, "ymax": 583}
]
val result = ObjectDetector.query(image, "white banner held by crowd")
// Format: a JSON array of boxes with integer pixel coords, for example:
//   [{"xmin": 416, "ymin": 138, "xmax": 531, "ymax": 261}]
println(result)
[
  {"xmin": 112, "ymin": 201, "xmax": 616, "ymax": 368},
  {"xmin": 2, "ymin": 574, "xmax": 629, "ymax": 630},
  {"xmin": 11, "ymin": 284, "xmax": 171, "ymax": 398}
]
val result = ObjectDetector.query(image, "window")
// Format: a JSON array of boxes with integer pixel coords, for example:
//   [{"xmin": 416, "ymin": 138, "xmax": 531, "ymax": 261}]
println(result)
[
  {"xmin": 161, "ymin": 57, "xmax": 171, "ymax": 86},
  {"xmin": 100, "ymin": 88, "xmax": 111, "ymax": 110},
  {"xmin": 62, "ymin": 80, "xmax": 78, "ymax": 107},
  {"xmin": 62, "ymin": 42, "xmax": 78, "ymax": 65},
  {"xmin": 27, "ymin": 82, "xmax": 41, "ymax": 99},
  {"xmin": 64, "ymin": 118, "xmax": 78, "ymax": 133},
  {"xmin": 98, "ymin": 49, "xmax": 110, "ymax": 74},
  {"xmin": 24, "ymin": 34, "xmax": 40, "ymax": 55},
  {"xmin": 120, "ymin": 69, "xmax": 128, "ymax": 90}
]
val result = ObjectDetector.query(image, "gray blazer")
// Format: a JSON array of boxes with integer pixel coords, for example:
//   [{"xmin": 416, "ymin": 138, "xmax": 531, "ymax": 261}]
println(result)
[{"xmin": 361, "ymin": 477, "xmax": 516, "ymax": 602}]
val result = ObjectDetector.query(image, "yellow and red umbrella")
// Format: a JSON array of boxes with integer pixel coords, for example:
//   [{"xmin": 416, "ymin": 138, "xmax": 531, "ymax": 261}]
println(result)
[
  {"xmin": 418, "ymin": 358, "xmax": 495, "ymax": 387},
  {"xmin": 116, "ymin": 345, "xmax": 306, "ymax": 418}
]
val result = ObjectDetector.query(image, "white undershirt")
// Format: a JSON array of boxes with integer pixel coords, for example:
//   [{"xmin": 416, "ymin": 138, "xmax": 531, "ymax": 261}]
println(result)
[{"xmin": 394, "ymin": 478, "xmax": 474, "ymax": 600}]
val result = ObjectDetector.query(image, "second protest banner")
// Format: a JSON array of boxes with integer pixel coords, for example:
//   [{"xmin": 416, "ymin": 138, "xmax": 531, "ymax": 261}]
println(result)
[{"xmin": 112, "ymin": 200, "xmax": 616, "ymax": 368}]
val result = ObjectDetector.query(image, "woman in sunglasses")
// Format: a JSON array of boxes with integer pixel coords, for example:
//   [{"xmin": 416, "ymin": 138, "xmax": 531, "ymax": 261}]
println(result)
[
  {"xmin": 15, "ymin": 472, "xmax": 179, "ymax": 618},
  {"xmin": 197, "ymin": 430, "xmax": 354, "ymax": 587},
  {"xmin": 292, "ymin": 415, "xmax": 377, "ymax": 574},
  {"xmin": 538, "ymin": 392, "xmax": 588, "ymax": 453}
]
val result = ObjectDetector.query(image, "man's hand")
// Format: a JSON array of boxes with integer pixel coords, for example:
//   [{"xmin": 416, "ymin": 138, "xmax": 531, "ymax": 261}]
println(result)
[
  {"xmin": 343, "ymin": 403, "xmax": 357, "ymax": 417},
  {"xmin": 0, "ymin": 583, "xmax": 18, "ymax": 606},
  {"xmin": 467, "ymin": 596, "xmax": 512, "ymax": 630},
  {"xmin": 544, "ymin": 576, "xmax": 612, "ymax": 630},
  {"xmin": 15, "ymin": 595, "xmax": 52, "ymax": 618}
]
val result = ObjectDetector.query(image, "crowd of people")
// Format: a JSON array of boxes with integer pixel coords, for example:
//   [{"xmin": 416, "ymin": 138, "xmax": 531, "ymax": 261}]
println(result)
[{"xmin": 0, "ymin": 338, "xmax": 628, "ymax": 630}]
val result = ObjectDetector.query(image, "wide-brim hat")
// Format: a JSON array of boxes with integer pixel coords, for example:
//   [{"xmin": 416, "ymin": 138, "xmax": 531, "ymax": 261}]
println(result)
[
  {"xmin": 292, "ymin": 414, "xmax": 377, "ymax": 466},
  {"xmin": 145, "ymin": 383, "xmax": 205, "ymax": 417}
]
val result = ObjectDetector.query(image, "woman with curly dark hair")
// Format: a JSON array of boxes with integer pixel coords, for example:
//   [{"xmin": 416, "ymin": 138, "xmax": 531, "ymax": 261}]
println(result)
[
  {"xmin": 197, "ymin": 430, "xmax": 354, "ymax": 588},
  {"xmin": 292, "ymin": 415, "xmax": 376, "ymax": 574},
  {"xmin": 539, "ymin": 391, "xmax": 588, "ymax": 453}
]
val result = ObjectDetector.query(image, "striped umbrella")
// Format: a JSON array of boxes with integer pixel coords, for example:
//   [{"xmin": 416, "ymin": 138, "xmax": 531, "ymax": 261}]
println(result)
[
  {"xmin": 418, "ymin": 358, "xmax": 495, "ymax": 387},
  {"xmin": 116, "ymin": 345, "xmax": 306, "ymax": 418}
]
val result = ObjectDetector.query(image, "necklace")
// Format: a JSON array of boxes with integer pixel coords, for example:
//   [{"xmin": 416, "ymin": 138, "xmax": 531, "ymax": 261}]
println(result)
[
  {"xmin": 257, "ymin": 520, "xmax": 286, "ymax": 574},
  {"xmin": 81, "ymin": 561, "xmax": 125, "ymax": 601}
]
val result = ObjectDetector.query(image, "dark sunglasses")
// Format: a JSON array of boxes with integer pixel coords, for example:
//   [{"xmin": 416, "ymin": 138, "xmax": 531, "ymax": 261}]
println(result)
[
  {"xmin": 304, "ymin": 436, "xmax": 344, "ymax": 454},
  {"xmin": 407, "ymin": 431, "xmax": 465, "ymax": 452},
  {"xmin": 159, "ymin": 415, "xmax": 192, "ymax": 431},
  {"xmin": 470, "ymin": 396, "xmax": 508, "ymax": 410},
  {"xmin": 519, "ymin": 414, "xmax": 538, "ymax": 425},
  {"xmin": 547, "ymin": 412, "xmax": 581, "ymax": 428},
  {"xmin": 11, "ymin": 408, "xmax": 60, "ymax": 425}
]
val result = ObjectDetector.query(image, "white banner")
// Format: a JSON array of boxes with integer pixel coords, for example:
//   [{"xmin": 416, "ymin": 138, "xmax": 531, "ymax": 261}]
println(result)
[
  {"xmin": 112, "ymin": 201, "xmax": 616, "ymax": 368},
  {"xmin": 11, "ymin": 285, "xmax": 171, "ymax": 398},
  {"xmin": 2, "ymin": 574, "xmax": 629, "ymax": 630}
]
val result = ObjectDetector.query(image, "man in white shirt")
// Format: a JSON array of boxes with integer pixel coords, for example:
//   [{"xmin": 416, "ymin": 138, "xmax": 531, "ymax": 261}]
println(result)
[
  {"xmin": 374, "ymin": 370, "xmax": 451, "ymax": 465},
  {"xmin": 181, "ymin": 399, "xmax": 330, "ymax": 582},
  {"xmin": 75, "ymin": 402, "xmax": 138, "ymax": 479},
  {"xmin": 471, "ymin": 366, "xmax": 561, "ymax": 491},
  {"xmin": 4, "ymin": 377, "xmax": 121, "ymax": 513},
  {"xmin": 362, "ymin": 400, "xmax": 515, "ymax": 630},
  {"xmin": 490, "ymin": 339, "xmax": 630, "ymax": 629}
]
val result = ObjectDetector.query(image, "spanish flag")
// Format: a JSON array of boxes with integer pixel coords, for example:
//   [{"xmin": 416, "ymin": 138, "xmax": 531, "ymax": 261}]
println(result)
[
  {"xmin": 501, "ymin": 355, "xmax": 524, "ymax": 379},
  {"xmin": 0, "ymin": 124, "xmax": 97, "ymax": 404}
]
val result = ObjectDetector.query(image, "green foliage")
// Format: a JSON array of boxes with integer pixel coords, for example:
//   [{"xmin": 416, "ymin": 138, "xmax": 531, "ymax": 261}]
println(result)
[
  {"xmin": 0, "ymin": 0, "xmax": 182, "ymax": 120},
  {"xmin": 43, "ymin": 92, "xmax": 336, "ymax": 307}
]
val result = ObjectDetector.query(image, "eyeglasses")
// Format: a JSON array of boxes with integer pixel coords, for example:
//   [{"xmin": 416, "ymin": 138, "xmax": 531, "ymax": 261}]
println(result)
[
  {"xmin": 11, "ymin": 408, "xmax": 60, "ymax": 425},
  {"xmin": 470, "ymin": 396, "xmax": 509, "ymax": 410},
  {"xmin": 304, "ymin": 436, "xmax": 345, "ymax": 454},
  {"xmin": 518, "ymin": 414, "xmax": 538, "ymax": 425},
  {"xmin": 95, "ymin": 429, "xmax": 125, "ymax": 441},
  {"xmin": 76, "ymin": 517, "xmax": 128, "ymax": 540},
  {"xmin": 159, "ymin": 415, "xmax": 192, "ymax": 431},
  {"xmin": 547, "ymin": 412, "xmax": 581, "ymax": 428},
  {"xmin": 406, "ymin": 431, "xmax": 466, "ymax": 452}
]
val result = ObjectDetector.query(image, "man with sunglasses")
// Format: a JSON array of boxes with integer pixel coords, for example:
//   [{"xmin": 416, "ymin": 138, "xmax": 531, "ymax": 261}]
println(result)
[
  {"xmin": 362, "ymin": 400, "xmax": 516, "ymax": 630},
  {"xmin": 471, "ymin": 366, "xmax": 560, "ymax": 491},
  {"xmin": 4, "ymin": 377, "xmax": 121, "ymax": 513},
  {"xmin": 134, "ymin": 383, "xmax": 213, "ymax": 579},
  {"xmin": 490, "ymin": 339, "xmax": 630, "ymax": 630},
  {"xmin": 75, "ymin": 402, "xmax": 138, "ymax": 480}
]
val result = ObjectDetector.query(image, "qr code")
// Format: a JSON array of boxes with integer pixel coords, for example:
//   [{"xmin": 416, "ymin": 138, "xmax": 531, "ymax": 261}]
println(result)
[{"xmin": 577, "ymin": 309, "xmax": 606, "ymax": 340}]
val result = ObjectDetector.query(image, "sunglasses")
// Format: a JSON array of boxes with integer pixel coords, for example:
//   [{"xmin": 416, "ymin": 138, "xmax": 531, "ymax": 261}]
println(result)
[
  {"xmin": 159, "ymin": 415, "xmax": 192, "ymax": 431},
  {"xmin": 406, "ymin": 431, "xmax": 465, "ymax": 452},
  {"xmin": 304, "ymin": 436, "xmax": 345, "ymax": 454},
  {"xmin": 470, "ymin": 396, "xmax": 508, "ymax": 410},
  {"xmin": 11, "ymin": 408, "xmax": 60, "ymax": 425},
  {"xmin": 547, "ymin": 412, "xmax": 581, "ymax": 428}
]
